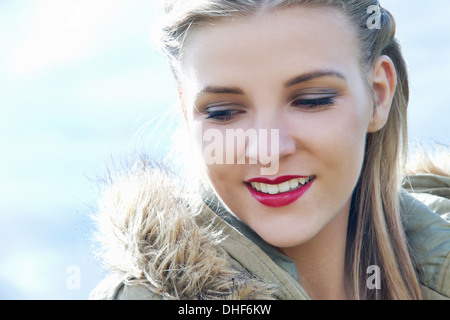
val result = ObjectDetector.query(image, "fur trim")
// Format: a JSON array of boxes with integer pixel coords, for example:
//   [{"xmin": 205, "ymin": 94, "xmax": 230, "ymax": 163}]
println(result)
[
  {"xmin": 92, "ymin": 155, "xmax": 276, "ymax": 300},
  {"xmin": 405, "ymin": 145, "xmax": 450, "ymax": 177}
]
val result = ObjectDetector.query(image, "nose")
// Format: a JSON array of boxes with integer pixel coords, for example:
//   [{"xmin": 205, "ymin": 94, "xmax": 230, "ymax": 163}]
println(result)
[{"xmin": 245, "ymin": 116, "xmax": 296, "ymax": 173}]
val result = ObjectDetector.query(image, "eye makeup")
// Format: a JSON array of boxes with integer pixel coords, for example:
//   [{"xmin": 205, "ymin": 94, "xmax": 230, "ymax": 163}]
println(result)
[
  {"xmin": 289, "ymin": 88, "xmax": 339, "ymax": 111},
  {"xmin": 291, "ymin": 95, "xmax": 336, "ymax": 111}
]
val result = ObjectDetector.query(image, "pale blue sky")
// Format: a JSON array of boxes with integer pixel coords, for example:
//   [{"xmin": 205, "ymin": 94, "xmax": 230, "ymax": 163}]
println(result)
[{"xmin": 0, "ymin": 0, "xmax": 448, "ymax": 299}]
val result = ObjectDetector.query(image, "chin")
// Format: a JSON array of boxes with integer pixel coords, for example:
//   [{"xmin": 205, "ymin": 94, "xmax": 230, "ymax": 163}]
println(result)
[
  {"xmin": 268, "ymin": 233, "xmax": 316, "ymax": 249},
  {"xmin": 250, "ymin": 216, "xmax": 320, "ymax": 249}
]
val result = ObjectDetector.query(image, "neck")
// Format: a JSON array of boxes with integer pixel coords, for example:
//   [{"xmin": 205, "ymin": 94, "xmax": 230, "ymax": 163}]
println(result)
[{"xmin": 280, "ymin": 200, "xmax": 353, "ymax": 300}]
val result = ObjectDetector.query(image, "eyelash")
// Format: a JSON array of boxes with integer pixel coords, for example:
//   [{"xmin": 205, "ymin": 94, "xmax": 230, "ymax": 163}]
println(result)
[
  {"xmin": 204, "ymin": 109, "xmax": 242, "ymax": 122},
  {"xmin": 202, "ymin": 95, "xmax": 336, "ymax": 122},
  {"xmin": 291, "ymin": 96, "xmax": 336, "ymax": 110}
]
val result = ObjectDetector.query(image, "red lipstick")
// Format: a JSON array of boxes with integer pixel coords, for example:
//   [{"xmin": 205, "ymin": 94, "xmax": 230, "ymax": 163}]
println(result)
[
  {"xmin": 245, "ymin": 175, "xmax": 314, "ymax": 208},
  {"xmin": 247, "ymin": 175, "xmax": 309, "ymax": 184}
]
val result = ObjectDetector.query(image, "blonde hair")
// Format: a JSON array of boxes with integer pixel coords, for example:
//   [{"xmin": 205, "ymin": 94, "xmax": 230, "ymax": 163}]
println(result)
[{"xmin": 159, "ymin": 0, "xmax": 422, "ymax": 299}]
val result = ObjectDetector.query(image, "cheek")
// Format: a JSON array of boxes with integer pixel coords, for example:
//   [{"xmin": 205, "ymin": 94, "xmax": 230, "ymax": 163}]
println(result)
[
  {"xmin": 295, "ymin": 106, "xmax": 369, "ymax": 184},
  {"xmin": 317, "ymin": 109, "xmax": 369, "ymax": 186},
  {"xmin": 189, "ymin": 121, "xmax": 242, "ymax": 189},
  {"xmin": 191, "ymin": 118, "xmax": 251, "ymax": 167},
  {"xmin": 202, "ymin": 158, "xmax": 246, "ymax": 213}
]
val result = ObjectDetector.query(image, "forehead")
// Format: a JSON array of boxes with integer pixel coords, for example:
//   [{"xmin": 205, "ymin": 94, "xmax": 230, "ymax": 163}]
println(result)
[{"xmin": 180, "ymin": 6, "xmax": 360, "ymax": 92}]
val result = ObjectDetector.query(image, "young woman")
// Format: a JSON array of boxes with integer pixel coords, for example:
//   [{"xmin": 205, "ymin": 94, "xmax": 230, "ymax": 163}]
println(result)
[{"xmin": 90, "ymin": 0, "xmax": 450, "ymax": 300}]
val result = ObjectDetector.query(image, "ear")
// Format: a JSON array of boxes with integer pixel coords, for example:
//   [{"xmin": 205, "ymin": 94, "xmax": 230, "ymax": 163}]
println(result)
[{"xmin": 367, "ymin": 55, "xmax": 397, "ymax": 133}]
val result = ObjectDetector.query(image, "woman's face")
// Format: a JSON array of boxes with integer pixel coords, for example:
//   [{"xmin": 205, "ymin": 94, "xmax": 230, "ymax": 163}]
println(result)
[{"xmin": 180, "ymin": 7, "xmax": 378, "ymax": 248}]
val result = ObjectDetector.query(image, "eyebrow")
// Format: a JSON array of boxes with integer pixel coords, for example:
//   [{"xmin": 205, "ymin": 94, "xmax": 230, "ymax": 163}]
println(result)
[
  {"xmin": 197, "ymin": 86, "xmax": 245, "ymax": 97},
  {"xmin": 284, "ymin": 70, "xmax": 347, "ymax": 87},
  {"xmin": 196, "ymin": 70, "xmax": 346, "ymax": 99}
]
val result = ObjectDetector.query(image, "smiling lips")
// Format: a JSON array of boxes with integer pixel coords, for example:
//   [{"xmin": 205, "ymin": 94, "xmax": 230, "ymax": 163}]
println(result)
[{"xmin": 246, "ymin": 175, "xmax": 315, "ymax": 208}]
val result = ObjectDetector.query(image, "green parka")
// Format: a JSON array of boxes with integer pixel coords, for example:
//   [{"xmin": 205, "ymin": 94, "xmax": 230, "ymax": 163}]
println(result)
[{"xmin": 90, "ymin": 160, "xmax": 450, "ymax": 300}]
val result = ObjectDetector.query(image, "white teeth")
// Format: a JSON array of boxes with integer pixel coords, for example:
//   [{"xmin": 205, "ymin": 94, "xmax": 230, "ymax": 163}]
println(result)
[
  {"xmin": 250, "ymin": 182, "xmax": 261, "ymax": 191},
  {"xmin": 250, "ymin": 177, "xmax": 312, "ymax": 194},
  {"xmin": 267, "ymin": 184, "xmax": 279, "ymax": 194},
  {"xmin": 260, "ymin": 183, "xmax": 268, "ymax": 193},
  {"xmin": 289, "ymin": 179, "xmax": 299, "ymax": 189},
  {"xmin": 278, "ymin": 181, "xmax": 291, "ymax": 193}
]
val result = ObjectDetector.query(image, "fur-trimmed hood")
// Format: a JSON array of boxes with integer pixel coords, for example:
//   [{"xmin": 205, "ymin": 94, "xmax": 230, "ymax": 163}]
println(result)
[
  {"xmin": 90, "ymin": 157, "xmax": 277, "ymax": 300},
  {"xmin": 90, "ymin": 153, "xmax": 450, "ymax": 300}
]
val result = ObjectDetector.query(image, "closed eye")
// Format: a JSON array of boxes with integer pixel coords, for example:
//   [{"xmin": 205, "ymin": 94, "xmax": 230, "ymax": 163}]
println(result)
[
  {"xmin": 203, "ymin": 105, "xmax": 245, "ymax": 122},
  {"xmin": 291, "ymin": 96, "xmax": 336, "ymax": 110}
]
